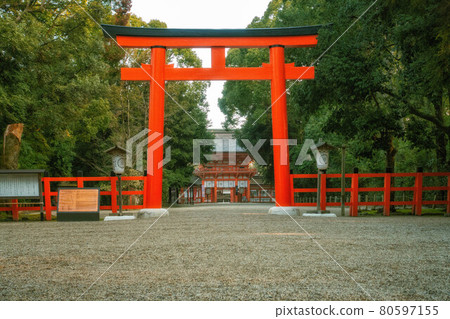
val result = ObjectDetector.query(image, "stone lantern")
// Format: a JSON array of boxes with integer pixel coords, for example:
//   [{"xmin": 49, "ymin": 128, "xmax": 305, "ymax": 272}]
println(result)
[{"xmin": 105, "ymin": 145, "xmax": 128, "ymax": 216}]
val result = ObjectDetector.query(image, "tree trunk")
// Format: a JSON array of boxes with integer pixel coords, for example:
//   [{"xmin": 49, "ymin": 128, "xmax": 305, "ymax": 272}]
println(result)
[
  {"xmin": 386, "ymin": 134, "xmax": 397, "ymax": 171},
  {"xmin": 168, "ymin": 186, "xmax": 172, "ymax": 204},
  {"xmin": 1, "ymin": 124, "xmax": 24, "ymax": 214},
  {"xmin": 1, "ymin": 124, "xmax": 24, "ymax": 169},
  {"xmin": 435, "ymin": 129, "xmax": 448, "ymax": 171},
  {"xmin": 386, "ymin": 133, "xmax": 397, "ymax": 212},
  {"xmin": 433, "ymin": 92, "xmax": 448, "ymax": 171}
]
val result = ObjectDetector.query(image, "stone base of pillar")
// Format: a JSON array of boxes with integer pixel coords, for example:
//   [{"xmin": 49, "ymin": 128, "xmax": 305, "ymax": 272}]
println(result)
[
  {"xmin": 138, "ymin": 208, "xmax": 169, "ymax": 218},
  {"xmin": 268, "ymin": 206, "xmax": 301, "ymax": 216},
  {"xmin": 104, "ymin": 215, "xmax": 136, "ymax": 221},
  {"xmin": 303, "ymin": 211, "xmax": 337, "ymax": 217}
]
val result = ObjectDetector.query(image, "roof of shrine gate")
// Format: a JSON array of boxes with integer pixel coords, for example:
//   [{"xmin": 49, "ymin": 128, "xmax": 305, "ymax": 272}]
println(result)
[{"xmin": 101, "ymin": 24, "xmax": 323, "ymax": 39}]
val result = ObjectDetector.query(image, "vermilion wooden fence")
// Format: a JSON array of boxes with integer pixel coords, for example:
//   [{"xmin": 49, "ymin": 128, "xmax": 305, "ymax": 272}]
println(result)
[
  {"xmin": 178, "ymin": 185, "xmax": 276, "ymax": 204},
  {"xmin": 0, "ymin": 176, "xmax": 145, "ymax": 221},
  {"xmin": 1, "ymin": 172, "xmax": 449, "ymax": 220},
  {"xmin": 291, "ymin": 172, "xmax": 450, "ymax": 216}
]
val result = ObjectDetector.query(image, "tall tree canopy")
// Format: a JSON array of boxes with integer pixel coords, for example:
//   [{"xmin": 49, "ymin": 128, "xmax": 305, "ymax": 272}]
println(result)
[
  {"xmin": 0, "ymin": 0, "xmax": 211, "ymax": 196},
  {"xmin": 219, "ymin": 0, "xmax": 449, "ymax": 180}
]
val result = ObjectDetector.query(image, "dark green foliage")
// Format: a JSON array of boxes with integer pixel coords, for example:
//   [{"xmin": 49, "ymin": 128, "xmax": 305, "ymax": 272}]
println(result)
[
  {"xmin": 219, "ymin": 0, "xmax": 449, "ymax": 178},
  {"xmin": 0, "ymin": 1, "xmax": 211, "ymax": 197}
]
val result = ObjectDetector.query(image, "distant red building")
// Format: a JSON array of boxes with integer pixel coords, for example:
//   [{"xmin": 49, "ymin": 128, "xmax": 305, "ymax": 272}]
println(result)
[{"xmin": 179, "ymin": 129, "xmax": 275, "ymax": 204}]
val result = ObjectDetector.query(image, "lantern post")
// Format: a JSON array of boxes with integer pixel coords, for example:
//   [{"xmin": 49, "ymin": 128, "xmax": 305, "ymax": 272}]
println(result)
[
  {"xmin": 305, "ymin": 140, "xmax": 337, "ymax": 216},
  {"xmin": 105, "ymin": 145, "xmax": 128, "ymax": 216}
]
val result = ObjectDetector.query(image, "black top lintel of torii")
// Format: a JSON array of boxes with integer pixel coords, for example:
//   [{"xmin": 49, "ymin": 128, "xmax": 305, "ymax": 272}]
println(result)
[{"xmin": 101, "ymin": 24, "xmax": 325, "ymax": 39}]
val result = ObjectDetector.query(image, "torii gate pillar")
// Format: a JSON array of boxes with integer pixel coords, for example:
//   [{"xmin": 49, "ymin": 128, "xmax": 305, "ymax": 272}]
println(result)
[
  {"xmin": 145, "ymin": 46, "xmax": 166, "ymax": 209},
  {"xmin": 270, "ymin": 45, "xmax": 292, "ymax": 208}
]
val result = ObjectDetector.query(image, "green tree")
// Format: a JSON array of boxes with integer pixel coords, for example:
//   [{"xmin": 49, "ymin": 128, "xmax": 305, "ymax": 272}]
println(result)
[
  {"xmin": 383, "ymin": 0, "xmax": 450, "ymax": 170},
  {"xmin": 219, "ymin": 0, "xmax": 449, "ymax": 178},
  {"xmin": 0, "ymin": 1, "xmax": 213, "ymax": 191},
  {"xmin": 107, "ymin": 15, "xmax": 213, "ymax": 200},
  {"xmin": 0, "ymin": 0, "xmax": 116, "ymax": 176}
]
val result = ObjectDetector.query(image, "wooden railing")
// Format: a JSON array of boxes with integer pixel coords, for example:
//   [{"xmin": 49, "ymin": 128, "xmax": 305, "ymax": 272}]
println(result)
[
  {"xmin": 0, "ymin": 176, "xmax": 145, "ymax": 221},
  {"xmin": 291, "ymin": 172, "xmax": 450, "ymax": 216},
  {"xmin": 178, "ymin": 185, "xmax": 275, "ymax": 204},
  {"xmin": 249, "ymin": 186, "xmax": 276, "ymax": 203},
  {"xmin": 2, "ymin": 172, "xmax": 449, "ymax": 220}
]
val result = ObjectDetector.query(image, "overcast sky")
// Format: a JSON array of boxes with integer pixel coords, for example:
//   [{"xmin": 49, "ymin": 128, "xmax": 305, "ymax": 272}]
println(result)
[{"xmin": 130, "ymin": 0, "xmax": 272, "ymax": 128}]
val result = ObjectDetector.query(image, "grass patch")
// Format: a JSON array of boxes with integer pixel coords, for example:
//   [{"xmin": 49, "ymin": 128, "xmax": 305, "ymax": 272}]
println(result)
[
  {"xmin": 358, "ymin": 207, "xmax": 446, "ymax": 216},
  {"xmin": 0, "ymin": 211, "xmax": 56, "ymax": 222},
  {"xmin": 358, "ymin": 210, "xmax": 379, "ymax": 216},
  {"xmin": 395, "ymin": 208, "xmax": 446, "ymax": 216}
]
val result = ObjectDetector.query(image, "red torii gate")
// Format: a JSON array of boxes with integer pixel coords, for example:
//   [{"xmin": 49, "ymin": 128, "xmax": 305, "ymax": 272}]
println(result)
[{"xmin": 102, "ymin": 25, "xmax": 321, "ymax": 214}]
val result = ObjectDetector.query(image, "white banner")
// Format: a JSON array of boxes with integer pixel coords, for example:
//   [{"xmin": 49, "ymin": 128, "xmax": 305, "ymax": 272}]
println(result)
[{"xmin": 1, "ymin": 301, "xmax": 449, "ymax": 319}]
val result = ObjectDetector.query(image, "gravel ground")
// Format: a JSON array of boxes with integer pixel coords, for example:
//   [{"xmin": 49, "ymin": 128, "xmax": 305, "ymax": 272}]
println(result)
[{"xmin": 0, "ymin": 204, "xmax": 449, "ymax": 301}]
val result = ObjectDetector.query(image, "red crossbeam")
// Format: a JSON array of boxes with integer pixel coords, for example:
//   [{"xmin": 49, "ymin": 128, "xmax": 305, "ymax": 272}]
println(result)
[
  {"xmin": 116, "ymin": 35, "xmax": 318, "ymax": 49},
  {"xmin": 122, "ymin": 63, "xmax": 314, "ymax": 81}
]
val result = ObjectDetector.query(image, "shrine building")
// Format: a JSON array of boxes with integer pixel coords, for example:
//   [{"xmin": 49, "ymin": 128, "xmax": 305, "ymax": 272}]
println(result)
[{"xmin": 179, "ymin": 129, "xmax": 275, "ymax": 204}]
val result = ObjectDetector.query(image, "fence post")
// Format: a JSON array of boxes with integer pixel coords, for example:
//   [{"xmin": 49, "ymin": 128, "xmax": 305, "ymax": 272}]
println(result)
[
  {"xmin": 341, "ymin": 146, "xmax": 346, "ymax": 217},
  {"xmin": 12, "ymin": 199, "xmax": 19, "ymax": 221},
  {"xmin": 446, "ymin": 175, "xmax": 450, "ymax": 217},
  {"xmin": 320, "ymin": 172, "xmax": 327, "ymax": 211},
  {"xmin": 350, "ymin": 168, "xmax": 359, "ymax": 217},
  {"xmin": 43, "ymin": 177, "xmax": 52, "ymax": 221},
  {"xmin": 290, "ymin": 175, "xmax": 295, "ymax": 205},
  {"xmin": 110, "ymin": 173, "xmax": 118, "ymax": 214},
  {"xmin": 414, "ymin": 168, "xmax": 423, "ymax": 216},
  {"xmin": 412, "ymin": 178, "xmax": 416, "ymax": 214},
  {"xmin": 384, "ymin": 168, "xmax": 392, "ymax": 216},
  {"xmin": 77, "ymin": 170, "xmax": 84, "ymax": 188},
  {"xmin": 142, "ymin": 170, "xmax": 148, "ymax": 207}
]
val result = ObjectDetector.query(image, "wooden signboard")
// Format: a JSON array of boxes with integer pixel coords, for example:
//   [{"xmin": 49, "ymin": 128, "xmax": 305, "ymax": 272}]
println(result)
[
  {"xmin": 0, "ymin": 169, "xmax": 45, "ymax": 220},
  {"xmin": 57, "ymin": 188, "xmax": 100, "ymax": 221},
  {"xmin": 0, "ymin": 170, "xmax": 44, "ymax": 198}
]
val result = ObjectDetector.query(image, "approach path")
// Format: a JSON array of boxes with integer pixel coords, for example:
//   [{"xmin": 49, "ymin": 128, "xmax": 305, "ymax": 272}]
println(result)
[{"xmin": 0, "ymin": 204, "xmax": 448, "ymax": 300}]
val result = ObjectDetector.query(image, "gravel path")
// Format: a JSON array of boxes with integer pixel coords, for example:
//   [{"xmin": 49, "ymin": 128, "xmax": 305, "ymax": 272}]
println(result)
[{"xmin": 0, "ymin": 204, "xmax": 449, "ymax": 301}]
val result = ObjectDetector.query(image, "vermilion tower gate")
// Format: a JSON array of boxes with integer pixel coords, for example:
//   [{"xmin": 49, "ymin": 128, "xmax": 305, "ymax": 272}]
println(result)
[{"xmin": 102, "ymin": 24, "xmax": 321, "ymax": 214}]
